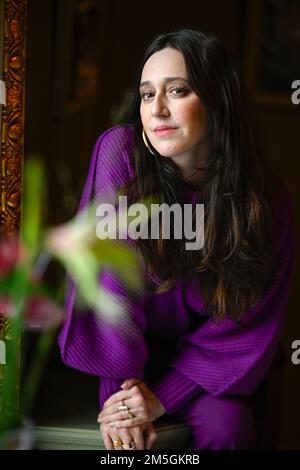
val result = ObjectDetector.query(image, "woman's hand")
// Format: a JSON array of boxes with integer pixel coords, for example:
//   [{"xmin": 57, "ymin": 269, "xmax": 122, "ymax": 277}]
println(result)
[
  {"xmin": 100, "ymin": 421, "xmax": 157, "ymax": 450},
  {"xmin": 98, "ymin": 379, "xmax": 166, "ymax": 429}
]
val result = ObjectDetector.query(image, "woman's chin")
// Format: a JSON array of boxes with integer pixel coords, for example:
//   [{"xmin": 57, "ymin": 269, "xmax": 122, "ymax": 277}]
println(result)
[{"xmin": 155, "ymin": 146, "xmax": 182, "ymax": 158}]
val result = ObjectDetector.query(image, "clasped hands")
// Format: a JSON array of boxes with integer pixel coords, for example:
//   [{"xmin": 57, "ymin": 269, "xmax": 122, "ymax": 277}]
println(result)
[{"xmin": 97, "ymin": 378, "xmax": 165, "ymax": 450}]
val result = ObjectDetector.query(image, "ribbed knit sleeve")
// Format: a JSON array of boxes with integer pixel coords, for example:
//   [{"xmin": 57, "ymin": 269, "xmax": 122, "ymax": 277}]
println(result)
[
  {"xmin": 58, "ymin": 125, "xmax": 149, "ymax": 410},
  {"xmin": 161, "ymin": 184, "xmax": 296, "ymax": 398},
  {"xmin": 152, "ymin": 368, "xmax": 202, "ymax": 415}
]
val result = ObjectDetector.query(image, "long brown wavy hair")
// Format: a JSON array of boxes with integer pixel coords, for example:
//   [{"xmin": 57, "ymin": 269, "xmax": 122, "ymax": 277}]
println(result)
[{"xmin": 123, "ymin": 29, "xmax": 278, "ymax": 321}]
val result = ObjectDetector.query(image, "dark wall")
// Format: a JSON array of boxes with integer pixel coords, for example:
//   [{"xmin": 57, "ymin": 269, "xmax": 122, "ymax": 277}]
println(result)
[
  {"xmin": 25, "ymin": 0, "xmax": 299, "ymax": 448},
  {"xmin": 25, "ymin": 0, "xmax": 242, "ymax": 224}
]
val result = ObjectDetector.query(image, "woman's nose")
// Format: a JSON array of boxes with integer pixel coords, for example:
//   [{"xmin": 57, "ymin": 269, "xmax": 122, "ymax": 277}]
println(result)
[{"xmin": 151, "ymin": 95, "xmax": 170, "ymax": 117}]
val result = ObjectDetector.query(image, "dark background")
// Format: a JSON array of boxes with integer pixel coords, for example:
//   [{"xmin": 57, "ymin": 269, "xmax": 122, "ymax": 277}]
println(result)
[{"xmin": 25, "ymin": 0, "xmax": 299, "ymax": 449}]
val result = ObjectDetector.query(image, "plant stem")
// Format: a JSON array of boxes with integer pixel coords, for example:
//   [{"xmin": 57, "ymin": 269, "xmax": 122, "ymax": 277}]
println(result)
[
  {"xmin": 0, "ymin": 267, "xmax": 28, "ymax": 431},
  {"xmin": 21, "ymin": 328, "xmax": 57, "ymax": 417}
]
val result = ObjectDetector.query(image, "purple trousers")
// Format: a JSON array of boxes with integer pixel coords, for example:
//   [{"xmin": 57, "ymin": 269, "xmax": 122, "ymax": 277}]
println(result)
[
  {"xmin": 171, "ymin": 393, "xmax": 257, "ymax": 450},
  {"xmin": 145, "ymin": 336, "xmax": 257, "ymax": 449},
  {"xmin": 145, "ymin": 336, "xmax": 257, "ymax": 450}
]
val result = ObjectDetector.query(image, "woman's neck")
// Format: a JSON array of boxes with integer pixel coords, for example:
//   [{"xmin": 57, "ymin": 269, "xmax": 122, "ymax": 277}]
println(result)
[
  {"xmin": 183, "ymin": 169, "xmax": 205, "ymax": 185},
  {"xmin": 170, "ymin": 138, "xmax": 208, "ymax": 189}
]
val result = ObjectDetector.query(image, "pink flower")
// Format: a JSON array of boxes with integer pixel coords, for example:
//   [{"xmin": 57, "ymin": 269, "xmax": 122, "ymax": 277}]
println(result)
[
  {"xmin": 0, "ymin": 296, "xmax": 14, "ymax": 317},
  {"xmin": 0, "ymin": 233, "xmax": 23, "ymax": 278},
  {"xmin": 25, "ymin": 296, "xmax": 64, "ymax": 330}
]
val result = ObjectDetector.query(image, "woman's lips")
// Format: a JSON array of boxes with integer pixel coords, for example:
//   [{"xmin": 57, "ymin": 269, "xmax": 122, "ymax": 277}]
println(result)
[{"xmin": 154, "ymin": 127, "xmax": 178, "ymax": 137}]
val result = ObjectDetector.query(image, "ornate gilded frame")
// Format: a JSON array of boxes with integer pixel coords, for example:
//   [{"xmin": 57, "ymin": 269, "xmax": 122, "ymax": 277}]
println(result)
[
  {"xmin": 0, "ymin": 0, "xmax": 26, "ymax": 419},
  {"xmin": 0, "ymin": 0, "xmax": 26, "ymax": 234}
]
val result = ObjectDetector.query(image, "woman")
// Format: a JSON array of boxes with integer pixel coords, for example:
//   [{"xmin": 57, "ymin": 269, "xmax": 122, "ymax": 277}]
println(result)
[{"xmin": 58, "ymin": 29, "xmax": 295, "ymax": 450}]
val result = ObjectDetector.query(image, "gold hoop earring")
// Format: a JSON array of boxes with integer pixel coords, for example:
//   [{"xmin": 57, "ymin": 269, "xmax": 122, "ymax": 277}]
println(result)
[{"xmin": 142, "ymin": 129, "xmax": 156, "ymax": 156}]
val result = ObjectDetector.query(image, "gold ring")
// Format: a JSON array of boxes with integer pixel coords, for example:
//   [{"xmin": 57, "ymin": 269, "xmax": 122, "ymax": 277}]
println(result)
[
  {"xmin": 117, "ymin": 400, "xmax": 128, "ymax": 413},
  {"xmin": 117, "ymin": 400, "xmax": 135, "ymax": 419},
  {"xmin": 126, "ymin": 410, "xmax": 135, "ymax": 419},
  {"xmin": 122, "ymin": 441, "xmax": 136, "ymax": 450},
  {"xmin": 113, "ymin": 439, "xmax": 123, "ymax": 447}
]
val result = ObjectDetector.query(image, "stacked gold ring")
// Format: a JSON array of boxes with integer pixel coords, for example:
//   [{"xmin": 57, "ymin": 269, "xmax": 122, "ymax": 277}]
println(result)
[
  {"xmin": 113, "ymin": 439, "xmax": 123, "ymax": 448},
  {"xmin": 117, "ymin": 402, "xmax": 127, "ymax": 413},
  {"xmin": 117, "ymin": 400, "xmax": 135, "ymax": 420},
  {"xmin": 126, "ymin": 410, "xmax": 134, "ymax": 419},
  {"xmin": 122, "ymin": 441, "xmax": 136, "ymax": 450}
]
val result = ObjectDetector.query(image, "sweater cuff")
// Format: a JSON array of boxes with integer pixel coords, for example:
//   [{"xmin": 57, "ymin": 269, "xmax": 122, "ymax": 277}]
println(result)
[
  {"xmin": 152, "ymin": 368, "xmax": 202, "ymax": 416},
  {"xmin": 99, "ymin": 377, "xmax": 124, "ymax": 410}
]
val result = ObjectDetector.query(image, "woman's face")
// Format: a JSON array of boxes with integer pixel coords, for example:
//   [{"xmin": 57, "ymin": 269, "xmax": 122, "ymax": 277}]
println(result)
[{"xmin": 139, "ymin": 47, "xmax": 206, "ymax": 164}]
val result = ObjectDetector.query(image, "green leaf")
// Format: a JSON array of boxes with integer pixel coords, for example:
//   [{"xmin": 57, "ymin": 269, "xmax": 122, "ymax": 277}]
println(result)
[
  {"xmin": 21, "ymin": 157, "xmax": 45, "ymax": 259},
  {"xmin": 90, "ymin": 239, "xmax": 142, "ymax": 291},
  {"xmin": 54, "ymin": 246, "xmax": 101, "ymax": 309}
]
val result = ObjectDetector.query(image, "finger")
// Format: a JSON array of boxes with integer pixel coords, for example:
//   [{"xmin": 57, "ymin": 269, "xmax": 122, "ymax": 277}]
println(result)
[
  {"xmin": 98, "ymin": 405, "xmax": 120, "ymax": 420},
  {"xmin": 99, "ymin": 400, "xmax": 134, "ymax": 419},
  {"xmin": 114, "ymin": 417, "xmax": 145, "ymax": 429},
  {"xmin": 98, "ymin": 400, "xmax": 136, "ymax": 421},
  {"xmin": 101, "ymin": 429, "xmax": 114, "ymax": 450},
  {"xmin": 98, "ymin": 411, "xmax": 119, "ymax": 423},
  {"xmin": 108, "ymin": 430, "xmax": 124, "ymax": 451},
  {"xmin": 103, "ymin": 389, "xmax": 137, "ymax": 409},
  {"xmin": 131, "ymin": 429, "xmax": 145, "ymax": 450},
  {"xmin": 121, "ymin": 378, "xmax": 144, "ymax": 390},
  {"xmin": 145, "ymin": 427, "xmax": 157, "ymax": 450},
  {"xmin": 99, "ymin": 410, "xmax": 136, "ymax": 424},
  {"xmin": 98, "ymin": 404, "xmax": 119, "ymax": 419},
  {"xmin": 118, "ymin": 429, "xmax": 138, "ymax": 451}
]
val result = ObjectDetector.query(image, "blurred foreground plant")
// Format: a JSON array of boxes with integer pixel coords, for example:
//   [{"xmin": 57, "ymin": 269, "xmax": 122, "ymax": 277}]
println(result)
[{"xmin": 0, "ymin": 157, "xmax": 147, "ymax": 442}]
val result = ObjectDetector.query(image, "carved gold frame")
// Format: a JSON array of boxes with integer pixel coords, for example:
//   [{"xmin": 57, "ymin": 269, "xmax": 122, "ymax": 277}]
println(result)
[
  {"xmin": 0, "ymin": 0, "xmax": 26, "ymax": 420},
  {"xmin": 0, "ymin": 0, "xmax": 26, "ymax": 234}
]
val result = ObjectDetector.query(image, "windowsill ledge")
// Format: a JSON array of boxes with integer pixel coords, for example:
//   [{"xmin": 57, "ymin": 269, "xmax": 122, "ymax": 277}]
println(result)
[{"xmin": 35, "ymin": 419, "xmax": 190, "ymax": 450}]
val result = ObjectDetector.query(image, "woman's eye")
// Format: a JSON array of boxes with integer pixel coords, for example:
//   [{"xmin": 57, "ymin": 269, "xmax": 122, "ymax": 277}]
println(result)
[
  {"xmin": 141, "ymin": 91, "xmax": 154, "ymax": 101},
  {"xmin": 170, "ymin": 87, "xmax": 187, "ymax": 96},
  {"xmin": 141, "ymin": 87, "xmax": 188, "ymax": 101}
]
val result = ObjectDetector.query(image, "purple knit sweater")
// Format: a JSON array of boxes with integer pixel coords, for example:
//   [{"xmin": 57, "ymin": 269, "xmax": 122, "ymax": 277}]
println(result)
[{"xmin": 58, "ymin": 125, "xmax": 296, "ymax": 414}]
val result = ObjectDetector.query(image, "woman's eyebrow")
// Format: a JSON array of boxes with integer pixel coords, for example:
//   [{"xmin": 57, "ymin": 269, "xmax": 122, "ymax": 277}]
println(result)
[{"xmin": 139, "ymin": 77, "xmax": 189, "ymax": 88}]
